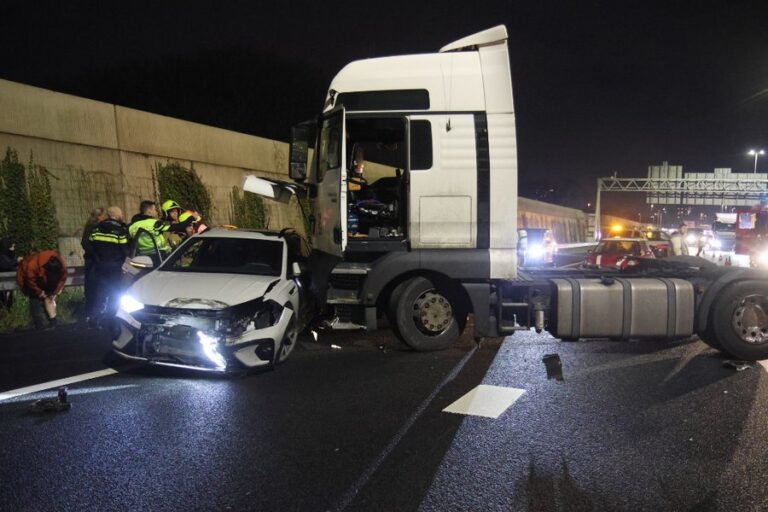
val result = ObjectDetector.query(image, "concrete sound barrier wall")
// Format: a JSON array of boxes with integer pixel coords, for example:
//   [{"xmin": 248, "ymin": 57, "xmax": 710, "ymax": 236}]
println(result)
[{"xmin": 0, "ymin": 79, "xmax": 302, "ymax": 265}]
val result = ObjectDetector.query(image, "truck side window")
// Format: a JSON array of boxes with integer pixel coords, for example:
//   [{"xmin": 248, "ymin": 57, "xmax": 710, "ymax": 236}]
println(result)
[{"xmin": 410, "ymin": 120, "xmax": 432, "ymax": 170}]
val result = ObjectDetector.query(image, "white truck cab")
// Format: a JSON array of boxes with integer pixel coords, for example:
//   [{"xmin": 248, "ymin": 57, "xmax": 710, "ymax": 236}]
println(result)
[{"xmin": 246, "ymin": 26, "xmax": 768, "ymax": 360}]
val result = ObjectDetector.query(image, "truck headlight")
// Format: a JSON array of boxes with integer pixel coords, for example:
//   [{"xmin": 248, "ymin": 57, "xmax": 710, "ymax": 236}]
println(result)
[
  {"xmin": 119, "ymin": 294, "xmax": 144, "ymax": 314},
  {"xmin": 527, "ymin": 244, "xmax": 545, "ymax": 259}
]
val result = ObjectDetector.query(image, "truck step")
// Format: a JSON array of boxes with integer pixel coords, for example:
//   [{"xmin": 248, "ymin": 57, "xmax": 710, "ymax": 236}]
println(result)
[
  {"xmin": 327, "ymin": 297, "xmax": 362, "ymax": 305},
  {"xmin": 331, "ymin": 263, "xmax": 372, "ymax": 275}
]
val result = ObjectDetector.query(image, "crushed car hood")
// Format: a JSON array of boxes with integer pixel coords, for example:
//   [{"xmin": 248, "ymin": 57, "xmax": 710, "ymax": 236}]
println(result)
[{"xmin": 129, "ymin": 271, "xmax": 280, "ymax": 308}]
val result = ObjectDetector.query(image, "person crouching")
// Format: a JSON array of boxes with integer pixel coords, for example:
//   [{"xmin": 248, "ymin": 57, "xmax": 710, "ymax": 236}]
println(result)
[{"xmin": 16, "ymin": 250, "xmax": 68, "ymax": 329}]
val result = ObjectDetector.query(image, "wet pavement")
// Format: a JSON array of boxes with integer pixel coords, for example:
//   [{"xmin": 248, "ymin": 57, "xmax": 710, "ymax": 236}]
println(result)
[{"xmin": 1, "ymin": 325, "xmax": 767, "ymax": 511}]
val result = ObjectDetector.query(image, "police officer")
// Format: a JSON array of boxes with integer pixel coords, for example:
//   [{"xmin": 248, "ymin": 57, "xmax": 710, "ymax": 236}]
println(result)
[{"xmin": 89, "ymin": 206, "xmax": 129, "ymax": 320}]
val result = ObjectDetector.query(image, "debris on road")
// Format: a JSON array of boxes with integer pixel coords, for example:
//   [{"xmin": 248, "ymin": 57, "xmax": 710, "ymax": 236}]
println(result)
[
  {"xmin": 31, "ymin": 386, "xmax": 71, "ymax": 413},
  {"xmin": 331, "ymin": 344, "xmax": 342, "ymax": 350},
  {"xmin": 542, "ymin": 354, "xmax": 564, "ymax": 381},
  {"xmin": 722, "ymin": 360, "xmax": 753, "ymax": 372}
]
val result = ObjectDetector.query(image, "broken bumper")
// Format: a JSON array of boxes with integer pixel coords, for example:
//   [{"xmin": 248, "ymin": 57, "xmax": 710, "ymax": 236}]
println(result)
[{"xmin": 113, "ymin": 305, "xmax": 293, "ymax": 373}]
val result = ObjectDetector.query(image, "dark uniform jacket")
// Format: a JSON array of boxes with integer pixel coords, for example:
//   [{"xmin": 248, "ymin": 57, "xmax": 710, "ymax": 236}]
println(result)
[{"xmin": 89, "ymin": 219, "xmax": 130, "ymax": 266}]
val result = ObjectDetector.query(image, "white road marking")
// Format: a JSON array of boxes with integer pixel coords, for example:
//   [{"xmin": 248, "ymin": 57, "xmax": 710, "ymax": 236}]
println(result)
[
  {"xmin": 334, "ymin": 347, "xmax": 477, "ymax": 512},
  {"xmin": 0, "ymin": 368, "xmax": 118, "ymax": 402},
  {"xmin": 443, "ymin": 385, "xmax": 526, "ymax": 419},
  {"xmin": 759, "ymin": 360, "xmax": 768, "ymax": 372}
]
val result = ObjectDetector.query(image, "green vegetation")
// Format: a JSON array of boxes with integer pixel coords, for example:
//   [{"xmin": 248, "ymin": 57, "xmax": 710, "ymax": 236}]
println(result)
[
  {"xmin": 0, "ymin": 148, "xmax": 59, "ymax": 254},
  {"xmin": 0, "ymin": 287, "xmax": 84, "ymax": 332},
  {"xmin": 154, "ymin": 161, "xmax": 212, "ymax": 220},
  {"xmin": 229, "ymin": 186, "xmax": 266, "ymax": 229}
]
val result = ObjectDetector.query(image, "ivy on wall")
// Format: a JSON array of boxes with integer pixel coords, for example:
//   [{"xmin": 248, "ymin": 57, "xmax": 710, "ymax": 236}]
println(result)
[
  {"xmin": 154, "ymin": 161, "xmax": 212, "ymax": 221},
  {"xmin": 229, "ymin": 186, "xmax": 266, "ymax": 229},
  {"xmin": 0, "ymin": 148, "xmax": 59, "ymax": 255}
]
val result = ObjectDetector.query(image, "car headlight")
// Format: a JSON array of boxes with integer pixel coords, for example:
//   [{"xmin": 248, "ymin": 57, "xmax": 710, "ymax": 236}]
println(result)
[
  {"xmin": 527, "ymin": 244, "xmax": 545, "ymax": 258},
  {"xmin": 686, "ymin": 234, "xmax": 697, "ymax": 244},
  {"xmin": 198, "ymin": 332, "xmax": 226, "ymax": 370},
  {"xmin": 119, "ymin": 294, "xmax": 144, "ymax": 314},
  {"xmin": 710, "ymin": 239, "xmax": 722, "ymax": 249}
]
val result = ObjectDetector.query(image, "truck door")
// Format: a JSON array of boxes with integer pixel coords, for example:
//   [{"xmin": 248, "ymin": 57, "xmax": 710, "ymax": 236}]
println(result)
[{"xmin": 313, "ymin": 107, "xmax": 346, "ymax": 257}]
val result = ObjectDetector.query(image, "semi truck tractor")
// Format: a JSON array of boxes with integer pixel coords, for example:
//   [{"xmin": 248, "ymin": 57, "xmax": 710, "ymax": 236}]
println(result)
[{"xmin": 246, "ymin": 25, "xmax": 768, "ymax": 360}]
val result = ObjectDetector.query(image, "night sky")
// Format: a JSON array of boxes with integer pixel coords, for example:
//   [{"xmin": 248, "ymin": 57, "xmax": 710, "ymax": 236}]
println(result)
[{"xmin": 1, "ymin": 1, "xmax": 767, "ymax": 218}]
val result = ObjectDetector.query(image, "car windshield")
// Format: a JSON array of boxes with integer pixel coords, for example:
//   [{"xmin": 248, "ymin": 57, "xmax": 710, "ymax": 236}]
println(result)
[
  {"xmin": 161, "ymin": 237, "xmax": 283, "ymax": 276},
  {"xmin": 598, "ymin": 240, "xmax": 640, "ymax": 255}
]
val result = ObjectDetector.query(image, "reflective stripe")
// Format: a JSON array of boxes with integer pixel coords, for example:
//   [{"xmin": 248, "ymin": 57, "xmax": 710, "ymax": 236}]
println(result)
[{"xmin": 90, "ymin": 234, "xmax": 128, "ymax": 244}]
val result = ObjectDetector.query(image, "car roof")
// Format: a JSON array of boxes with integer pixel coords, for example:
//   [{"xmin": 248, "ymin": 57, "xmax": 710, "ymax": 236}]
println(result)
[
  {"xmin": 196, "ymin": 227, "xmax": 285, "ymax": 241},
  {"xmin": 600, "ymin": 237, "xmax": 646, "ymax": 242}
]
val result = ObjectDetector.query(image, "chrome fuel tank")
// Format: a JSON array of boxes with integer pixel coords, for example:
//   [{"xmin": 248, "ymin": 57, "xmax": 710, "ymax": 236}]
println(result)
[{"xmin": 552, "ymin": 278, "xmax": 694, "ymax": 339}]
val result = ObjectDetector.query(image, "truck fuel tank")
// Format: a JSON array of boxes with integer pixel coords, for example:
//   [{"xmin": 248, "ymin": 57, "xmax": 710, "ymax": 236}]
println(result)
[{"xmin": 552, "ymin": 278, "xmax": 694, "ymax": 340}]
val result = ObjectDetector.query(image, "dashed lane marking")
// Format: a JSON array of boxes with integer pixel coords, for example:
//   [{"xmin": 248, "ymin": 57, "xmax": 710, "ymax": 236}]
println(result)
[
  {"xmin": 0, "ymin": 368, "xmax": 118, "ymax": 402},
  {"xmin": 443, "ymin": 384, "xmax": 526, "ymax": 419}
]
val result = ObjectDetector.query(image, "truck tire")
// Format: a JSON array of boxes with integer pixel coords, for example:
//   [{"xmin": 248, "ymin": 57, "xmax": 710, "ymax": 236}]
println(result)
[
  {"xmin": 712, "ymin": 280, "xmax": 768, "ymax": 360},
  {"xmin": 392, "ymin": 276, "xmax": 465, "ymax": 351}
]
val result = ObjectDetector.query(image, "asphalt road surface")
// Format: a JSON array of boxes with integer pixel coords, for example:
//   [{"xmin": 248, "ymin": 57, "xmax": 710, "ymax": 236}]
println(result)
[{"xmin": 1, "ymin": 324, "xmax": 767, "ymax": 511}]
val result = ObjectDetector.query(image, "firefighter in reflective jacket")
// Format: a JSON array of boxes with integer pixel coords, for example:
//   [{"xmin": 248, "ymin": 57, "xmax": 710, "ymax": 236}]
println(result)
[
  {"xmin": 128, "ymin": 199, "xmax": 195, "ymax": 263},
  {"xmin": 161, "ymin": 200, "xmax": 200, "ymax": 249}
]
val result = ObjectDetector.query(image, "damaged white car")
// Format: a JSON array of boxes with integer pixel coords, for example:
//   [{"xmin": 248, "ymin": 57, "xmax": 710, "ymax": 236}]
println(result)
[{"xmin": 113, "ymin": 228, "xmax": 312, "ymax": 373}]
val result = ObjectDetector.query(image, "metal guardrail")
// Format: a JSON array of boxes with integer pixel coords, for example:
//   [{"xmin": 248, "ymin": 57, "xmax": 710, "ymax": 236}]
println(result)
[{"xmin": 0, "ymin": 266, "xmax": 85, "ymax": 292}]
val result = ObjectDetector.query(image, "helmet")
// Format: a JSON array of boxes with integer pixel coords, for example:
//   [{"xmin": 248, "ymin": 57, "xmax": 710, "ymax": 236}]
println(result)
[
  {"xmin": 161, "ymin": 199, "xmax": 182, "ymax": 214},
  {"xmin": 179, "ymin": 209, "xmax": 199, "ymax": 223}
]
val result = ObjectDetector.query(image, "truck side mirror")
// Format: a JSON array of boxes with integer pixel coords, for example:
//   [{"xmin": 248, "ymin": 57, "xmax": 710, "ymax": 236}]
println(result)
[{"xmin": 289, "ymin": 124, "xmax": 310, "ymax": 182}]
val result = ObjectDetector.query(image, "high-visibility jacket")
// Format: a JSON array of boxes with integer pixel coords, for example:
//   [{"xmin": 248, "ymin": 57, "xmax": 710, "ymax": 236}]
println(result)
[
  {"xmin": 129, "ymin": 216, "xmax": 171, "ymax": 255},
  {"xmin": 89, "ymin": 219, "xmax": 130, "ymax": 266}
]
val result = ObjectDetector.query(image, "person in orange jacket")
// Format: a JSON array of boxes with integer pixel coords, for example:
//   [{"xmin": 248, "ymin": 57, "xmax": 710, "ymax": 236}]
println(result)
[{"xmin": 16, "ymin": 250, "xmax": 68, "ymax": 329}]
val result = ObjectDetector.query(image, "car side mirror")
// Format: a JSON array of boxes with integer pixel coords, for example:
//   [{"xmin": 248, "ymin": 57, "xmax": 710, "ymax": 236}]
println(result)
[{"xmin": 129, "ymin": 255, "xmax": 155, "ymax": 269}]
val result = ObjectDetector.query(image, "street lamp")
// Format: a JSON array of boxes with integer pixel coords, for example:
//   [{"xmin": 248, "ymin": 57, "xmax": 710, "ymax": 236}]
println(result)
[{"xmin": 748, "ymin": 149, "xmax": 765, "ymax": 173}]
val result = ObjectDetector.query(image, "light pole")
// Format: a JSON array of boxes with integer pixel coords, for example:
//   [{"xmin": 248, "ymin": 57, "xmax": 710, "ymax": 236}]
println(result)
[{"xmin": 749, "ymin": 149, "xmax": 765, "ymax": 173}]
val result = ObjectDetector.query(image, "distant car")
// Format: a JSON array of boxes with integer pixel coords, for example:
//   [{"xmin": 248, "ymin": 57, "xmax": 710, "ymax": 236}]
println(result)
[
  {"xmin": 583, "ymin": 238, "xmax": 656, "ymax": 270},
  {"xmin": 518, "ymin": 228, "xmax": 558, "ymax": 266},
  {"xmin": 643, "ymin": 230, "xmax": 671, "ymax": 257},
  {"xmin": 113, "ymin": 228, "xmax": 312, "ymax": 373}
]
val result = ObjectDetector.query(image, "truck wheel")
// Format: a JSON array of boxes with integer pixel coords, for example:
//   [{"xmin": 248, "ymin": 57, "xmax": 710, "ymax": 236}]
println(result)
[
  {"xmin": 712, "ymin": 280, "xmax": 768, "ymax": 360},
  {"xmin": 392, "ymin": 276, "xmax": 465, "ymax": 351}
]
